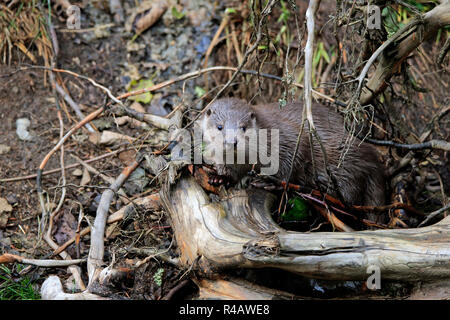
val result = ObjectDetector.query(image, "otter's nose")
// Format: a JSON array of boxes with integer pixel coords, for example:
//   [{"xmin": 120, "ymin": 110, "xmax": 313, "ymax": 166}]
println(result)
[{"xmin": 225, "ymin": 137, "xmax": 237, "ymax": 146}]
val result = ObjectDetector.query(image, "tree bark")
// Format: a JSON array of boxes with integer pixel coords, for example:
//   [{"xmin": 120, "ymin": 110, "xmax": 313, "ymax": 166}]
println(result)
[{"xmin": 161, "ymin": 175, "xmax": 450, "ymax": 282}]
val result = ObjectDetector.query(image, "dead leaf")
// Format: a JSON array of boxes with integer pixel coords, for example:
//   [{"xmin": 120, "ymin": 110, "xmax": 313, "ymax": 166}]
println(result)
[
  {"xmin": 0, "ymin": 214, "xmax": 8, "ymax": 229},
  {"xmin": 0, "ymin": 144, "xmax": 11, "ymax": 155},
  {"xmin": 52, "ymin": 210, "xmax": 76, "ymax": 245},
  {"xmin": 118, "ymin": 150, "xmax": 137, "ymax": 166},
  {"xmin": 130, "ymin": 102, "xmax": 146, "ymax": 113},
  {"xmin": 134, "ymin": 0, "xmax": 169, "ymax": 34},
  {"xmin": 80, "ymin": 168, "xmax": 91, "ymax": 186},
  {"xmin": 0, "ymin": 198, "xmax": 13, "ymax": 214}
]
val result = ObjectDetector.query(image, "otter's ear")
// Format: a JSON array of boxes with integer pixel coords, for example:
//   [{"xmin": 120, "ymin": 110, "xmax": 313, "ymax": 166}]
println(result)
[{"xmin": 206, "ymin": 109, "xmax": 212, "ymax": 116}]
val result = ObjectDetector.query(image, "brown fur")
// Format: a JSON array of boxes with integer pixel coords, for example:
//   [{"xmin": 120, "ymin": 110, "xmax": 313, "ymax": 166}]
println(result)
[{"xmin": 200, "ymin": 98, "xmax": 386, "ymax": 212}]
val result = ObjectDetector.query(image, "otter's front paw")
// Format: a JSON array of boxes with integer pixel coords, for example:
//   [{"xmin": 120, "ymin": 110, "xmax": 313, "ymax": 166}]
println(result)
[{"xmin": 208, "ymin": 175, "xmax": 231, "ymax": 187}]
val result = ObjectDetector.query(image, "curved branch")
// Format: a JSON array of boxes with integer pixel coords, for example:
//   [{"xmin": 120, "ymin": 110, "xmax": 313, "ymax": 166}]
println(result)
[{"xmin": 359, "ymin": 1, "xmax": 450, "ymax": 105}]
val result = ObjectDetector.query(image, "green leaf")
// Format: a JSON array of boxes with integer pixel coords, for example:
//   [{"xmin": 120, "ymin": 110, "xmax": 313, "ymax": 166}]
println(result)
[
  {"xmin": 171, "ymin": 6, "xmax": 185, "ymax": 20},
  {"xmin": 195, "ymin": 86, "xmax": 206, "ymax": 98},
  {"xmin": 127, "ymin": 79, "xmax": 154, "ymax": 104},
  {"xmin": 382, "ymin": 6, "xmax": 402, "ymax": 37},
  {"xmin": 313, "ymin": 47, "xmax": 322, "ymax": 67},
  {"xmin": 318, "ymin": 42, "xmax": 330, "ymax": 63},
  {"xmin": 225, "ymin": 8, "xmax": 237, "ymax": 14},
  {"xmin": 277, "ymin": 0, "xmax": 290, "ymax": 23},
  {"xmin": 153, "ymin": 268, "xmax": 164, "ymax": 287},
  {"xmin": 281, "ymin": 197, "xmax": 310, "ymax": 222}
]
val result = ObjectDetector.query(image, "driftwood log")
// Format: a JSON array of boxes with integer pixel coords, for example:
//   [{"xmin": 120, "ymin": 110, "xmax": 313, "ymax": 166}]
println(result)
[{"xmin": 160, "ymin": 174, "xmax": 450, "ymax": 283}]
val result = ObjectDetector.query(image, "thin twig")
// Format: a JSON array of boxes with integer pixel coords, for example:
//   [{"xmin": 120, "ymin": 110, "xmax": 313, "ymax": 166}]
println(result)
[
  {"xmin": 303, "ymin": 0, "xmax": 320, "ymax": 130},
  {"xmin": 355, "ymin": 20, "xmax": 420, "ymax": 98},
  {"xmin": 0, "ymin": 253, "xmax": 84, "ymax": 267},
  {"xmin": 54, "ymin": 82, "xmax": 95, "ymax": 132},
  {"xmin": 364, "ymin": 137, "xmax": 450, "ymax": 151},
  {"xmin": 418, "ymin": 203, "xmax": 450, "ymax": 227}
]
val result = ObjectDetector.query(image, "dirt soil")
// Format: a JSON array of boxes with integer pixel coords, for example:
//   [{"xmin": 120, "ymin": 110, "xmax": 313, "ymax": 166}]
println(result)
[
  {"xmin": 0, "ymin": 0, "xmax": 225, "ymax": 299},
  {"xmin": 0, "ymin": 0, "xmax": 449, "ymax": 300}
]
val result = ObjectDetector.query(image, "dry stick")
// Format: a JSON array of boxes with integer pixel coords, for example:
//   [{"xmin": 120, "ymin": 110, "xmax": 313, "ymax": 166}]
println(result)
[
  {"xmin": 50, "ymin": 197, "xmax": 140, "ymax": 257},
  {"xmin": 21, "ymin": 64, "xmax": 122, "ymax": 105},
  {"xmin": 285, "ymin": 0, "xmax": 323, "ymax": 202},
  {"xmin": 71, "ymin": 154, "xmax": 115, "ymax": 184},
  {"xmin": 359, "ymin": 1, "xmax": 450, "ymax": 105},
  {"xmin": 284, "ymin": 1, "xmax": 345, "ymax": 225},
  {"xmin": 418, "ymin": 203, "xmax": 450, "ymax": 227},
  {"xmin": 87, "ymin": 158, "xmax": 141, "ymax": 287},
  {"xmin": 437, "ymin": 36, "xmax": 450, "ymax": 65},
  {"xmin": 36, "ymin": 107, "xmax": 105, "ymax": 189},
  {"xmin": 41, "ymin": 276, "xmax": 105, "ymax": 300},
  {"xmin": 297, "ymin": 191, "xmax": 354, "ymax": 232},
  {"xmin": 54, "ymin": 82, "xmax": 95, "ymax": 132},
  {"xmin": 49, "ymin": 110, "xmax": 67, "ymax": 222},
  {"xmin": 0, "ymin": 148, "xmax": 129, "ymax": 182},
  {"xmin": 116, "ymin": 66, "xmax": 235, "ymax": 100},
  {"xmin": 38, "ymin": 13, "xmax": 65, "ymax": 236},
  {"xmin": 36, "ymin": 107, "xmax": 104, "ymax": 241},
  {"xmin": 203, "ymin": 14, "xmax": 230, "ymax": 90},
  {"xmin": 71, "ymin": 154, "xmax": 129, "ymax": 203},
  {"xmin": 364, "ymin": 106, "xmax": 450, "ymax": 152},
  {"xmin": 349, "ymin": 4, "xmax": 450, "ymax": 170},
  {"xmin": 388, "ymin": 106, "xmax": 450, "ymax": 177},
  {"xmin": 303, "ymin": 0, "xmax": 319, "ymax": 131},
  {"xmin": 285, "ymin": 179, "xmax": 422, "ymax": 218},
  {"xmin": 44, "ymin": 217, "xmax": 87, "ymax": 290},
  {"xmin": 353, "ymin": 202, "xmax": 424, "ymax": 217},
  {"xmin": 355, "ymin": 19, "xmax": 419, "ymax": 99},
  {"xmin": 57, "ymin": 23, "xmax": 116, "ymax": 33},
  {"xmin": 48, "ymin": 13, "xmax": 86, "ymax": 290},
  {"xmin": 161, "ymin": 279, "xmax": 190, "ymax": 300},
  {"xmin": 50, "ymin": 193, "xmax": 160, "ymax": 257},
  {"xmin": 231, "ymin": 23, "xmax": 243, "ymax": 65},
  {"xmin": 14, "ymin": 64, "xmax": 339, "ymax": 104},
  {"xmin": 0, "ymin": 253, "xmax": 84, "ymax": 267},
  {"xmin": 288, "ymin": 0, "xmax": 319, "ymax": 172},
  {"xmin": 40, "ymin": 11, "xmax": 87, "ymax": 290},
  {"xmin": 312, "ymin": 202, "xmax": 354, "ymax": 232},
  {"xmin": 363, "ymin": 138, "xmax": 450, "ymax": 152}
]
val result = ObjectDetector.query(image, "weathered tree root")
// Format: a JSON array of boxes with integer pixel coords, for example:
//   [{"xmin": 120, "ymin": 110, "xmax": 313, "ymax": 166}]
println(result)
[{"xmin": 160, "ymin": 175, "xmax": 450, "ymax": 282}]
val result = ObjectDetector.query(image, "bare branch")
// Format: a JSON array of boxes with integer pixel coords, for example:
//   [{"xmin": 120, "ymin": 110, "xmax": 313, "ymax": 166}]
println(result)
[
  {"xmin": 303, "ymin": 0, "xmax": 320, "ymax": 130},
  {"xmin": 359, "ymin": 1, "xmax": 450, "ymax": 104}
]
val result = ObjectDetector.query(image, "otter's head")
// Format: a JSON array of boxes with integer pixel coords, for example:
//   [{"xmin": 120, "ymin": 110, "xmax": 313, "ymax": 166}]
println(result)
[{"xmin": 201, "ymin": 98, "xmax": 257, "ymax": 150}]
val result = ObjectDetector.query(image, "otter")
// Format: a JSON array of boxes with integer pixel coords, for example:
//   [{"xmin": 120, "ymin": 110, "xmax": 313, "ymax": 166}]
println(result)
[{"xmin": 198, "ymin": 98, "xmax": 386, "ymax": 210}]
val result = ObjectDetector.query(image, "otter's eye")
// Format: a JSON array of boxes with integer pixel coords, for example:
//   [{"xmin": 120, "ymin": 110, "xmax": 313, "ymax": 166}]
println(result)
[
  {"xmin": 217, "ymin": 125, "xmax": 223, "ymax": 131},
  {"xmin": 241, "ymin": 126, "xmax": 246, "ymax": 132}
]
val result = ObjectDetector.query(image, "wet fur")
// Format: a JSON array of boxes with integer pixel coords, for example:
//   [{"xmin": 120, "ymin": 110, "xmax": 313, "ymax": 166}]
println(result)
[{"xmin": 199, "ymin": 98, "xmax": 386, "ymax": 213}]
